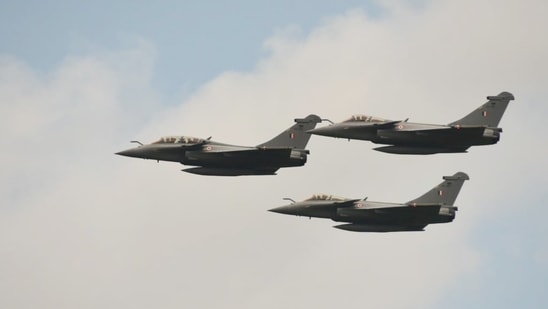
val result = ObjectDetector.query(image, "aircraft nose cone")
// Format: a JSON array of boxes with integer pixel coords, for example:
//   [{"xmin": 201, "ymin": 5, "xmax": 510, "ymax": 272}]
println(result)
[
  {"xmin": 115, "ymin": 147, "xmax": 144, "ymax": 158},
  {"xmin": 307, "ymin": 125, "xmax": 338, "ymax": 137},
  {"xmin": 269, "ymin": 205, "xmax": 296, "ymax": 215},
  {"xmin": 306, "ymin": 127, "xmax": 323, "ymax": 134}
]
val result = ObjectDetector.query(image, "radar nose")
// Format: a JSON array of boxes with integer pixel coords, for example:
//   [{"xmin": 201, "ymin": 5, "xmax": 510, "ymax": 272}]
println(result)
[
  {"xmin": 307, "ymin": 126, "xmax": 329, "ymax": 135},
  {"xmin": 307, "ymin": 125, "xmax": 342, "ymax": 137},
  {"xmin": 115, "ymin": 147, "xmax": 146, "ymax": 158},
  {"xmin": 268, "ymin": 205, "xmax": 296, "ymax": 215}
]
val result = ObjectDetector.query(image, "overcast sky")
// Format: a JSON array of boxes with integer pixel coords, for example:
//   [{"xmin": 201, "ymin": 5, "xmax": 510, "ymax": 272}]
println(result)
[{"xmin": 1, "ymin": 1, "xmax": 547, "ymax": 308}]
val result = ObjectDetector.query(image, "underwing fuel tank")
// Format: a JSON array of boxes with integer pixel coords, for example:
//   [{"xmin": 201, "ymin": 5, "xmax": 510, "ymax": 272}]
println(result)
[
  {"xmin": 333, "ymin": 224, "xmax": 425, "ymax": 232},
  {"xmin": 373, "ymin": 146, "xmax": 468, "ymax": 155},
  {"xmin": 182, "ymin": 167, "xmax": 277, "ymax": 176}
]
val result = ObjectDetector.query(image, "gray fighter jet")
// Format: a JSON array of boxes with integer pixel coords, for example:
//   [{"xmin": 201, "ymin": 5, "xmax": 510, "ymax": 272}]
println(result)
[
  {"xmin": 269, "ymin": 172, "xmax": 469, "ymax": 232},
  {"xmin": 116, "ymin": 115, "xmax": 321, "ymax": 176},
  {"xmin": 308, "ymin": 92, "xmax": 514, "ymax": 154}
]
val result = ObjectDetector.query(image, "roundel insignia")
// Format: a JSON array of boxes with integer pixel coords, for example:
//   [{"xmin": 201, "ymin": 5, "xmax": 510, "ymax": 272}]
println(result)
[
  {"xmin": 397, "ymin": 124, "xmax": 404, "ymax": 130},
  {"xmin": 205, "ymin": 146, "xmax": 212, "ymax": 151}
]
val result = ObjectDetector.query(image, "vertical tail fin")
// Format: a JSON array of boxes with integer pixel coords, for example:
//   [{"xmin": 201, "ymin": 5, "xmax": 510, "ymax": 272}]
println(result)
[
  {"xmin": 449, "ymin": 92, "xmax": 514, "ymax": 128},
  {"xmin": 407, "ymin": 172, "xmax": 469, "ymax": 206},
  {"xmin": 258, "ymin": 114, "xmax": 321, "ymax": 149}
]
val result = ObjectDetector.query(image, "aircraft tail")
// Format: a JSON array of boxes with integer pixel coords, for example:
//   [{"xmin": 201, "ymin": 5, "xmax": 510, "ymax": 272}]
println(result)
[
  {"xmin": 258, "ymin": 114, "xmax": 321, "ymax": 149},
  {"xmin": 407, "ymin": 172, "xmax": 469, "ymax": 206},
  {"xmin": 449, "ymin": 92, "xmax": 514, "ymax": 128}
]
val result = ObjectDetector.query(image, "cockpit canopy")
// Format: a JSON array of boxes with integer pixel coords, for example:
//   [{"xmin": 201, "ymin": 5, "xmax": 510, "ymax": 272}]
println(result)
[
  {"xmin": 343, "ymin": 115, "xmax": 388, "ymax": 123},
  {"xmin": 305, "ymin": 194, "xmax": 347, "ymax": 202},
  {"xmin": 152, "ymin": 136, "xmax": 205, "ymax": 144}
]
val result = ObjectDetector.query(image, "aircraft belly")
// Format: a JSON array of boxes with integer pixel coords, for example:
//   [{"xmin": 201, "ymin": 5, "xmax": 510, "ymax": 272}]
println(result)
[
  {"xmin": 183, "ymin": 150, "xmax": 305, "ymax": 168},
  {"xmin": 377, "ymin": 132, "xmax": 458, "ymax": 146},
  {"xmin": 335, "ymin": 207, "xmax": 439, "ymax": 225},
  {"xmin": 376, "ymin": 128, "xmax": 490, "ymax": 148}
]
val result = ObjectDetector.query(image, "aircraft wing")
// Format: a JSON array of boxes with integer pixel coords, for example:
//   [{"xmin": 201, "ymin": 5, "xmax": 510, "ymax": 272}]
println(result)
[
  {"xmin": 373, "ymin": 205, "xmax": 441, "ymax": 217},
  {"xmin": 185, "ymin": 147, "xmax": 297, "ymax": 164},
  {"xmin": 376, "ymin": 126, "xmax": 486, "ymax": 151},
  {"xmin": 402, "ymin": 126, "xmax": 486, "ymax": 137},
  {"xmin": 352, "ymin": 203, "xmax": 442, "ymax": 216},
  {"xmin": 184, "ymin": 147, "xmax": 295, "ymax": 164},
  {"xmin": 220, "ymin": 148, "xmax": 293, "ymax": 158},
  {"xmin": 336, "ymin": 203, "xmax": 442, "ymax": 227}
]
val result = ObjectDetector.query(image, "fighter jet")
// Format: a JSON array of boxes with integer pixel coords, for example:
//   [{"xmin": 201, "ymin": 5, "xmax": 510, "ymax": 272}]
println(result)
[
  {"xmin": 269, "ymin": 172, "xmax": 469, "ymax": 232},
  {"xmin": 115, "ymin": 115, "xmax": 322, "ymax": 176},
  {"xmin": 308, "ymin": 92, "xmax": 514, "ymax": 154}
]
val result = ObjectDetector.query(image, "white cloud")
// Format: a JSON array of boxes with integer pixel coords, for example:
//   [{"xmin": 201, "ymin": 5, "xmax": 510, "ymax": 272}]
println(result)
[{"xmin": 1, "ymin": 1, "xmax": 547, "ymax": 308}]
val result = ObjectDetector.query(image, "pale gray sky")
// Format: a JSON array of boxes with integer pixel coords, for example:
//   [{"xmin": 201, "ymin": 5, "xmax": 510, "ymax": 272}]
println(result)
[{"xmin": 1, "ymin": 1, "xmax": 547, "ymax": 308}]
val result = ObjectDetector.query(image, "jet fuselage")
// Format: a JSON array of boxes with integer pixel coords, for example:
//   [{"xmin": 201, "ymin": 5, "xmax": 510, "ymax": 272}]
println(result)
[
  {"xmin": 308, "ymin": 92, "xmax": 513, "ymax": 154},
  {"xmin": 116, "ymin": 141, "xmax": 308, "ymax": 175},
  {"xmin": 269, "ymin": 172, "xmax": 469, "ymax": 232},
  {"xmin": 116, "ymin": 114, "xmax": 322, "ymax": 176},
  {"xmin": 309, "ymin": 122, "xmax": 500, "ymax": 154},
  {"xmin": 270, "ymin": 200, "xmax": 455, "ymax": 225}
]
